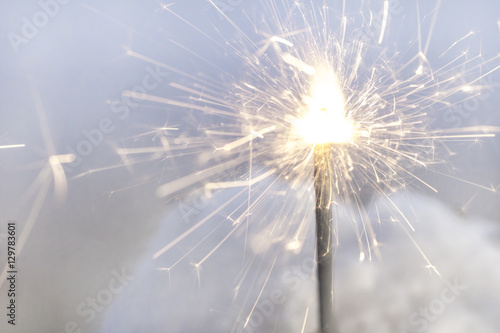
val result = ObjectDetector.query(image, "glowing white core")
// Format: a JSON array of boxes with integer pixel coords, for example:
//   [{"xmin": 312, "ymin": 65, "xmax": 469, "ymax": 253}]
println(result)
[{"xmin": 294, "ymin": 68, "xmax": 353, "ymax": 144}]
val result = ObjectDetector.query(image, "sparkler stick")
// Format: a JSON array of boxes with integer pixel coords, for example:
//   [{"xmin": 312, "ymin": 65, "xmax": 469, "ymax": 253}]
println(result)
[
  {"xmin": 294, "ymin": 63, "xmax": 352, "ymax": 333},
  {"xmin": 313, "ymin": 143, "xmax": 335, "ymax": 333}
]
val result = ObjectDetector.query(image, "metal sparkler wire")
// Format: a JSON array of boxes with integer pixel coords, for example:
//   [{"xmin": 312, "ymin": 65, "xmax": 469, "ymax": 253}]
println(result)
[{"xmin": 314, "ymin": 143, "xmax": 336, "ymax": 333}]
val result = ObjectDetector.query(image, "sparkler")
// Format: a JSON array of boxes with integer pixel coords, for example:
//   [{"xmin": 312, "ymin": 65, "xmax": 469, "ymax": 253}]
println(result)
[
  {"xmin": 68, "ymin": 1, "xmax": 500, "ymax": 331},
  {"xmin": 1, "ymin": 1, "xmax": 499, "ymax": 333}
]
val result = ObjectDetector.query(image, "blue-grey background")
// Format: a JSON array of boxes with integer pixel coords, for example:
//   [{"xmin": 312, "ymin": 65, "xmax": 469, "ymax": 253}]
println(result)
[{"xmin": 0, "ymin": 1, "xmax": 499, "ymax": 332}]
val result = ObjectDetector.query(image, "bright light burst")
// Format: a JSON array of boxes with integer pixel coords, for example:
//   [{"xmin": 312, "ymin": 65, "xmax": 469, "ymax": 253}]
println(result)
[{"xmin": 293, "ymin": 67, "xmax": 353, "ymax": 145}]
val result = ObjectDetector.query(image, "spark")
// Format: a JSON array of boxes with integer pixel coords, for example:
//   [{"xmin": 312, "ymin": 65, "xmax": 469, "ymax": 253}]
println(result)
[
  {"xmin": 122, "ymin": 90, "xmax": 237, "ymax": 118},
  {"xmin": 0, "ymin": 144, "xmax": 25, "ymax": 149},
  {"xmin": 242, "ymin": 257, "xmax": 277, "ymax": 331},
  {"xmin": 221, "ymin": 126, "xmax": 276, "ymax": 152},
  {"xmin": 301, "ymin": 307, "xmax": 310, "ymax": 333},
  {"xmin": 439, "ymin": 31, "xmax": 475, "ymax": 58},
  {"xmin": 154, "ymin": 155, "xmax": 248, "ymax": 198},
  {"xmin": 152, "ymin": 188, "xmax": 247, "ymax": 259},
  {"xmin": 378, "ymin": 0, "xmax": 389, "ymax": 44},
  {"xmin": 205, "ymin": 168, "xmax": 276, "ymax": 191}
]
